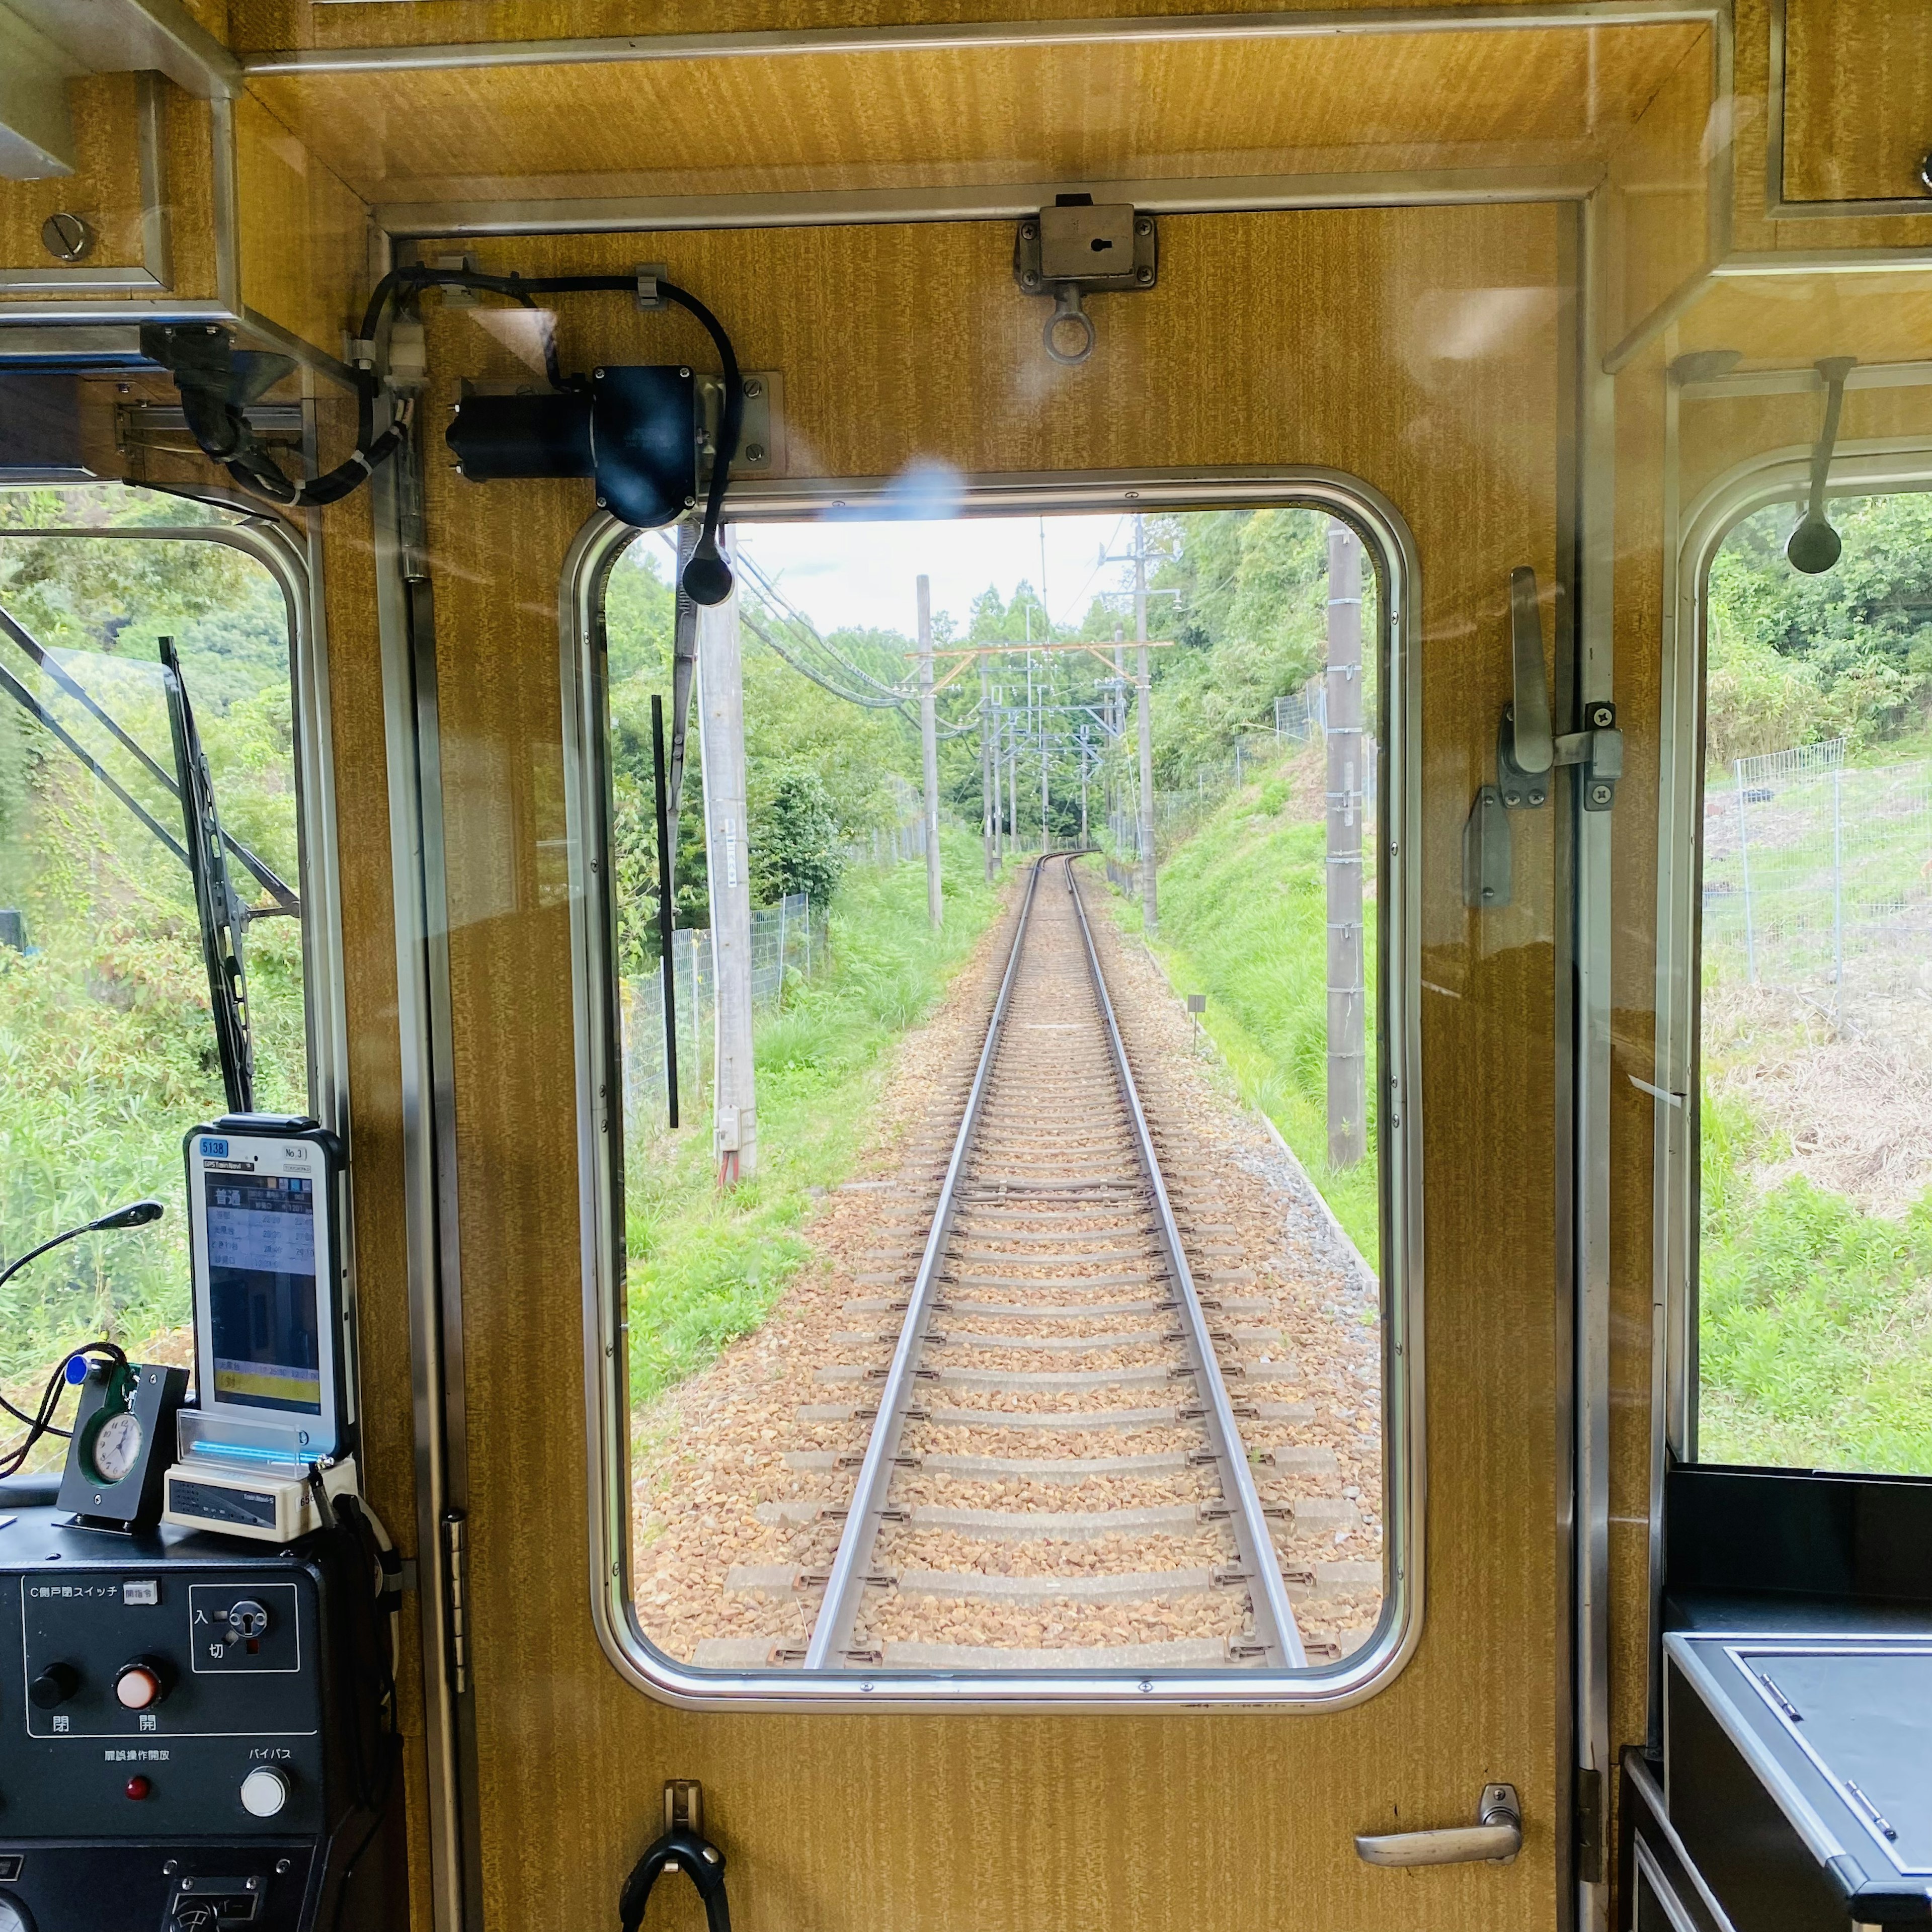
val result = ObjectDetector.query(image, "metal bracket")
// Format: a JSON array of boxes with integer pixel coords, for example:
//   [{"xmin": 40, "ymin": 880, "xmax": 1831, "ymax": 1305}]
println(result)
[
  {"xmin": 664, "ymin": 1780, "xmax": 703, "ymax": 1837},
  {"xmin": 1013, "ymin": 195, "xmax": 1158, "ymax": 365},
  {"xmin": 1465, "ymin": 567, "xmax": 1623, "ymax": 911},
  {"xmin": 697, "ymin": 367, "xmax": 781, "ymax": 476}
]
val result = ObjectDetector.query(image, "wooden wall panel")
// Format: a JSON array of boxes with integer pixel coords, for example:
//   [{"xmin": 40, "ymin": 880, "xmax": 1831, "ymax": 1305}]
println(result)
[
  {"xmin": 0, "ymin": 76, "xmax": 146, "ymax": 275},
  {"xmin": 314, "ymin": 476, "xmax": 436, "ymax": 1932},
  {"xmin": 1784, "ymin": 0, "xmax": 1932, "ymax": 204},
  {"xmin": 359, "ymin": 202, "xmax": 1583, "ymax": 1932},
  {"xmin": 235, "ymin": 93, "xmax": 371, "ymax": 360},
  {"xmin": 244, "ymin": 25, "xmax": 1701, "ymax": 208},
  {"xmin": 1602, "ymin": 31, "xmax": 1711, "ymax": 349}
]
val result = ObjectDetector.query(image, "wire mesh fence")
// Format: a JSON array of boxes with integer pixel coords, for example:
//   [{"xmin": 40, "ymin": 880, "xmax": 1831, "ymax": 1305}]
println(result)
[
  {"xmin": 620, "ymin": 891, "xmax": 823, "ymax": 1135},
  {"xmin": 1704, "ymin": 745, "xmax": 1932, "ymax": 1015}
]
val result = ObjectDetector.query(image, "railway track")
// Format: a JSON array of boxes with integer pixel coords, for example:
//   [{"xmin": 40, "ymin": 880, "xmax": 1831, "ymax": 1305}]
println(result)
[{"xmin": 791, "ymin": 854, "xmax": 1310, "ymax": 1673}]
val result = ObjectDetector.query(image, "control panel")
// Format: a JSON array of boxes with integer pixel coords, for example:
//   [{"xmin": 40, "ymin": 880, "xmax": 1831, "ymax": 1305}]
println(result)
[{"xmin": 0, "ymin": 1494, "xmax": 399, "ymax": 1930}]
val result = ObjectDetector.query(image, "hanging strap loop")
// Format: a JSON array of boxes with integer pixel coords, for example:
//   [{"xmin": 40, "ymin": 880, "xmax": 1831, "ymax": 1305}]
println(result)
[{"xmin": 618, "ymin": 1825, "xmax": 731, "ymax": 1932}]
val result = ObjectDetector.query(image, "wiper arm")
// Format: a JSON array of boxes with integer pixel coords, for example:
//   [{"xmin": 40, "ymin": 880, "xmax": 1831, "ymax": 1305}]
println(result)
[{"xmin": 160, "ymin": 636, "xmax": 255, "ymax": 1115}]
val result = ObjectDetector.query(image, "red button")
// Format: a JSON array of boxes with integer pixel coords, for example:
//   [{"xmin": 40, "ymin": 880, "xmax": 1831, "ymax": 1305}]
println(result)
[{"xmin": 125, "ymin": 1776, "xmax": 151, "ymax": 1800}]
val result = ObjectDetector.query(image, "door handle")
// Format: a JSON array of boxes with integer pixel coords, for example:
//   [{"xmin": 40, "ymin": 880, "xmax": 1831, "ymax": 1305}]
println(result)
[
  {"xmin": 1506, "ymin": 568, "xmax": 1554, "ymax": 778},
  {"xmin": 1355, "ymin": 1783, "xmax": 1522, "ymax": 1868}
]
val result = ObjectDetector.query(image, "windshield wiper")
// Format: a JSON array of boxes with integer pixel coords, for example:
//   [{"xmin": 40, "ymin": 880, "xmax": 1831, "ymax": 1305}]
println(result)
[{"xmin": 160, "ymin": 636, "xmax": 255, "ymax": 1114}]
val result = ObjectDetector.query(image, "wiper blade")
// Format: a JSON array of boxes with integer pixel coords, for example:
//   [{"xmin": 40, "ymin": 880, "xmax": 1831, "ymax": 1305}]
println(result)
[{"xmin": 160, "ymin": 635, "xmax": 255, "ymax": 1115}]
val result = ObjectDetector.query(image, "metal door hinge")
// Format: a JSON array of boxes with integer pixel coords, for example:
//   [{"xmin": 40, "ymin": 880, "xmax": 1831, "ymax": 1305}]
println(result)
[
  {"xmin": 442, "ymin": 1509, "xmax": 469, "ymax": 1695},
  {"xmin": 1575, "ymin": 1765, "xmax": 1605, "ymax": 1884}
]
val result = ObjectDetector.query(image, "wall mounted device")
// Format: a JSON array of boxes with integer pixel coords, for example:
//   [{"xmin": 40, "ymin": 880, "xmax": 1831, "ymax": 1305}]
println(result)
[
  {"xmin": 163, "ymin": 1116, "xmax": 356, "ymax": 1545},
  {"xmin": 1013, "ymin": 196, "xmax": 1159, "ymax": 365},
  {"xmin": 0, "ymin": 1488, "xmax": 403, "ymax": 1930}
]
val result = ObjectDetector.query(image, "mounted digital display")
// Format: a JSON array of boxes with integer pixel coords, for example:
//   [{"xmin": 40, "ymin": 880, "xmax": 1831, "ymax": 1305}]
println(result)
[
  {"xmin": 206, "ymin": 1172, "xmax": 323, "ymax": 1413},
  {"xmin": 186, "ymin": 1117, "xmax": 350, "ymax": 1463}
]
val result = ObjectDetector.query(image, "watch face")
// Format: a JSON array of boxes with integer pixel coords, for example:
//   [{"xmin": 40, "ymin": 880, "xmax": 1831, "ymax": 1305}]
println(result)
[{"xmin": 88, "ymin": 1408, "xmax": 144, "ymax": 1485}]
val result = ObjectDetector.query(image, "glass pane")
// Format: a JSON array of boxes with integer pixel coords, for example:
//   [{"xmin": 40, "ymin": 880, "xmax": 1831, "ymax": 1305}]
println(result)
[
  {"xmin": 603, "ymin": 503, "xmax": 1395, "ymax": 1678},
  {"xmin": 1698, "ymin": 494, "xmax": 1932, "ymax": 1476},
  {"xmin": 0, "ymin": 492, "xmax": 306, "ymax": 1451}
]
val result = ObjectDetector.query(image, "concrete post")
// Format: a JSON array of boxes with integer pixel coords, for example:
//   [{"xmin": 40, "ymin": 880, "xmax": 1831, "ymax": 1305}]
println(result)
[
  {"xmin": 918, "ymin": 575, "xmax": 942, "ymax": 928},
  {"xmin": 1134, "ymin": 517, "xmax": 1158, "ymax": 931},
  {"xmin": 697, "ymin": 547, "xmax": 757, "ymax": 1185}
]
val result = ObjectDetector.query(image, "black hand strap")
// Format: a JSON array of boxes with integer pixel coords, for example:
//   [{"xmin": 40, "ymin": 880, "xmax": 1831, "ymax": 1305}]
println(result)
[{"xmin": 619, "ymin": 1826, "xmax": 731, "ymax": 1932}]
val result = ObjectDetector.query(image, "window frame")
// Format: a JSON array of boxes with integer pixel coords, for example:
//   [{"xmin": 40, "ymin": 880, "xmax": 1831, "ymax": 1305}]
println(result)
[
  {"xmin": 0, "ymin": 494, "xmax": 355, "ymax": 1371},
  {"xmin": 1654, "ymin": 436, "xmax": 1932, "ymax": 1477},
  {"xmin": 560, "ymin": 466, "xmax": 1425, "ymax": 1711}
]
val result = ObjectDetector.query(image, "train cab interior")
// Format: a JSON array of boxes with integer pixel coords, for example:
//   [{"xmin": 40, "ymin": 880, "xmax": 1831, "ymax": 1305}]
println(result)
[{"xmin": 1, "ymin": 2, "xmax": 1929, "ymax": 1928}]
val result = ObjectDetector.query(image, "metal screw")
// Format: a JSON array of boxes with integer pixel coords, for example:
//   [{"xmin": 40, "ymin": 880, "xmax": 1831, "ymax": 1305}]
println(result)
[
  {"xmin": 1503, "ymin": 790, "xmax": 1520, "ymax": 806},
  {"xmin": 597, "ymin": 498, "xmax": 608, "ymax": 509},
  {"xmin": 594, "ymin": 368, "xmax": 606, "ymax": 379},
  {"xmin": 684, "ymin": 494, "xmax": 696, "ymax": 507},
  {"xmin": 1137, "ymin": 217, "xmax": 1153, "ymax": 235},
  {"xmin": 41, "ymin": 212, "xmax": 95, "ymax": 263},
  {"xmin": 680, "ymin": 366, "xmax": 691, "ymax": 379},
  {"xmin": 1590, "ymin": 783, "xmax": 1613, "ymax": 806},
  {"xmin": 743, "ymin": 377, "xmax": 763, "ymax": 399},
  {"xmin": 1021, "ymin": 222, "xmax": 1038, "ymax": 239},
  {"xmin": 1528, "ymin": 788, "xmax": 1545, "ymax": 806},
  {"xmin": 276, "ymin": 1861, "xmax": 291, "ymax": 1875},
  {"xmin": 1021, "ymin": 272, "xmax": 1039, "ymax": 290},
  {"xmin": 745, "ymin": 442, "xmax": 766, "ymax": 463},
  {"xmin": 246, "ymin": 1879, "xmax": 260, "ymax": 1891},
  {"xmin": 1481, "ymin": 886, "xmax": 1496, "ymax": 901},
  {"xmin": 163, "ymin": 1862, "xmax": 179, "ymax": 1876},
  {"xmin": 1590, "ymin": 702, "xmax": 1614, "ymax": 728},
  {"xmin": 1136, "ymin": 266, "xmax": 1155, "ymax": 285}
]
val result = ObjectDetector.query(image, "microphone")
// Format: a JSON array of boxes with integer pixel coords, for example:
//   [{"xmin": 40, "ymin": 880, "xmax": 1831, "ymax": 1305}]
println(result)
[
  {"xmin": 90, "ymin": 1200, "xmax": 164, "ymax": 1232},
  {"xmin": 0, "ymin": 1201, "xmax": 166, "ymax": 1295}
]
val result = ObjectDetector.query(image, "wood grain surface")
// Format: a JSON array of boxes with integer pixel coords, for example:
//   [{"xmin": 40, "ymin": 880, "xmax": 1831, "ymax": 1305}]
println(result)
[
  {"xmin": 1783, "ymin": 0, "xmax": 1932, "ymax": 205},
  {"xmin": 345, "ymin": 203, "xmax": 1576, "ymax": 1932},
  {"xmin": 244, "ymin": 26, "xmax": 1702, "ymax": 209}
]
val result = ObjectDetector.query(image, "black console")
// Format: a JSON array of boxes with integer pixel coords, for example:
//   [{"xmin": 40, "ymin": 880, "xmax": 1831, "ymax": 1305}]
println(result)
[
  {"xmin": 1623, "ymin": 1465, "xmax": 1932, "ymax": 1932},
  {"xmin": 0, "ymin": 1485, "xmax": 401, "ymax": 1931}
]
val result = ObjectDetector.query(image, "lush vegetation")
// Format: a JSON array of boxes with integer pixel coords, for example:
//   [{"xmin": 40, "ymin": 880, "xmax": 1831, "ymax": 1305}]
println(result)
[
  {"xmin": 1, "ymin": 486, "xmax": 307, "ymax": 1409},
  {"xmin": 624, "ymin": 829, "xmax": 998, "ymax": 1407},
  {"xmin": 1120, "ymin": 742, "xmax": 1380, "ymax": 1264}
]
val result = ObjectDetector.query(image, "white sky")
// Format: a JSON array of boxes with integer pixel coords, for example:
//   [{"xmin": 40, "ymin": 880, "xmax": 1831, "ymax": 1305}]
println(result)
[{"xmin": 732, "ymin": 511, "xmax": 1138, "ymax": 640}]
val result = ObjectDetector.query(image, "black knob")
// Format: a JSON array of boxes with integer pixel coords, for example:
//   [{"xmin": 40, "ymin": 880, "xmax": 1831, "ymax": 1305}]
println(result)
[{"xmin": 29, "ymin": 1662, "xmax": 78, "ymax": 1710}]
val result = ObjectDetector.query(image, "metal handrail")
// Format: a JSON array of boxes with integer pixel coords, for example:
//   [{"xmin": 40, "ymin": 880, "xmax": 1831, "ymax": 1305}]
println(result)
[
  {"xmin": 1065, "ymin": 857, "xmax": 1306, "ymax": 1667},
  {"xmin": 801, "ymin": 857, "xmax": 1047, "ymax": 1668}
]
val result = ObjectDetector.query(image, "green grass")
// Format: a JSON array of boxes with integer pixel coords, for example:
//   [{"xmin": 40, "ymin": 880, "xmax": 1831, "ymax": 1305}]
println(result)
[
  {"xmin": 624, "ymin": 828, "xmax": 1000, "ymax": 1407},
  {"xmin": 1111, "ymin": 745, "xmax": 1380, "ymax": 1265},
  {"xmin": 1699, "ymin": 1086, "xmax": 1932, "ymax": 1474}
]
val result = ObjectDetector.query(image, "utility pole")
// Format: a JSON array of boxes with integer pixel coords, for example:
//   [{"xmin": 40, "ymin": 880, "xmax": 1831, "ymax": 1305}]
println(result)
[
  {"xmin": 981, "ymin": 654, "xmax": 997, "ymax": 880},
  {"xmin": 696, "ymin": 539, "xmax": 756, "ymax": 1186},
  {"xmin": 1134, "ymin": 516, "xmax": 1158, "ymax": 932},
  {"xmin": 1040, "ymin": 707, "xmax": 1050, "ymax": 852},
  {"xmin": 1079, "ymin": 723, "xmax": 1090, "ymax": 846},
  {"xmin": 1325, "ymin": 522, "xmax": 1366, "ymax": 1168},
  {"xmin": 918, "ymin": 575, "xmax": 942, "ymax": 929}
]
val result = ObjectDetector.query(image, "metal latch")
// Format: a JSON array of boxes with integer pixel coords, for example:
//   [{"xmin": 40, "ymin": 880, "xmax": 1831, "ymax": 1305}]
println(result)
[
  {"xmin": 1013, "ymin": 195, "xmax": 1158, "ymax": 366},
  {"xmin": 1464, "ymin": 567, "xmax": 1624, "ymax": 910}
]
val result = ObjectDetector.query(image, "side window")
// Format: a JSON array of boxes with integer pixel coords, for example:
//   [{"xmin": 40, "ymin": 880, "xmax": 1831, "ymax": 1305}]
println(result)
[
  {"xmin": 1696, "ymin": 492, "xmax": 1932, "ymax": 1475},
  {"xmin": 572, "ymin": 490, "xmax": 1420, "ymax": 1701},
  {"xmin": 0, "ymin": 489, "xmax": 313, "ymax": 1428}
]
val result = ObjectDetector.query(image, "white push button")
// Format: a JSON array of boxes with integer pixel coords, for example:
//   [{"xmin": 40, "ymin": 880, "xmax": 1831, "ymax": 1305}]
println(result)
[
  {"xmin": 239, "ymin": 1767, "xmax": 289, "ymax": 1818},
  {"xmin": 114, "ymin": 1664, "xmax": 163, "ymax": 1711}
]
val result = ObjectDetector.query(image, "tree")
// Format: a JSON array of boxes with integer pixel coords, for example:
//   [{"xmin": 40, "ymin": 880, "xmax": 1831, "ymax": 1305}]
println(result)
[{"xmin": 754, "ymin": 771, "xmax": 844, "ymax": 908}]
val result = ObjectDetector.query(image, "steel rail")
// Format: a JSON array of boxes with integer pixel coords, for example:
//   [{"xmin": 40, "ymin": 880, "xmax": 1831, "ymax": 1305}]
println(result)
[
  {"xmin": 801, "ymin": 857, "xmax": 1048, "ymax": 1669},
  {"xmin": 1065, "ymin": 857, "xmax": 1307, "ymax": 1667}
]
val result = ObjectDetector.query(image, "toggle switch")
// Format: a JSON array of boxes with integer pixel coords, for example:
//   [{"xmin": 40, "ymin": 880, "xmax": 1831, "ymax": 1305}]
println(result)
[
  {"xmin": 28, "ymin": 1662, "xmax": 78, "ymax": 1710},
  {"xmin": 114, "ymin": 1660, "xmax": 169, "ymax": 1711}
]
